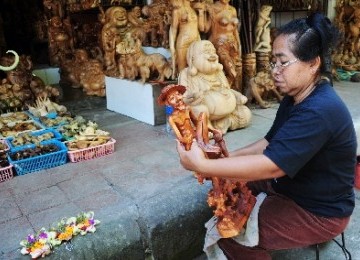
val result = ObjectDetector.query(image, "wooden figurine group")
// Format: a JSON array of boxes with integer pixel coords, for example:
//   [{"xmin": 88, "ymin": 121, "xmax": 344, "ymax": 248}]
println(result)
[{"xmin": 157, "ymin": 83, "xmax": 256, "ymax": 238}]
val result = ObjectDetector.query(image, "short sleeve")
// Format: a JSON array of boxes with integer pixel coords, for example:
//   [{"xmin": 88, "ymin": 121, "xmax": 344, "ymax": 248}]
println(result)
[{"xmin": 263, "ymin": 107, "xmax": 331, "ymax": 178}]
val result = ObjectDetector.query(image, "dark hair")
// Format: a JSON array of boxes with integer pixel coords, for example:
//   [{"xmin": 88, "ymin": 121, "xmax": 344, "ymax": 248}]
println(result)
[{"xmin": 275, "ymin": 12, "xmax": 341, "ymax": 81}]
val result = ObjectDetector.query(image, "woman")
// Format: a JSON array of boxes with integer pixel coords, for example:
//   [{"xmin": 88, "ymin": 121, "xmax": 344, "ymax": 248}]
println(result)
[{"xmin": 176, "ymin": 13, "xmax": 357, "ymax": 259}]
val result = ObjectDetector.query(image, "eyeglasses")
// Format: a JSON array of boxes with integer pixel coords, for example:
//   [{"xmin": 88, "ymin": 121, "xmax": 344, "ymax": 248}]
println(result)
[{"xmin": 269, "ymin": 59, "xmax": 299, "ymax": 71}]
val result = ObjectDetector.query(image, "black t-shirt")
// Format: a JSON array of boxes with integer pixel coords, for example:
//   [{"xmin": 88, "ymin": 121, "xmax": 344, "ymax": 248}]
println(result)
[{"xmin": 264, "ymin": 81, "xmax": 357, "ymax": 217}]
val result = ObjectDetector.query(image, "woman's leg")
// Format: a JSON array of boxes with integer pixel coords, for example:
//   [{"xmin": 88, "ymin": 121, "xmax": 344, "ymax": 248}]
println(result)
[{"xmin": 218, "ymin": 180, "xmax": 350, "ymax": 259}]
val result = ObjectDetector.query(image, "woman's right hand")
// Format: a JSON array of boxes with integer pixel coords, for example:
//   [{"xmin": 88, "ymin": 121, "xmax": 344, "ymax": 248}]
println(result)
[{"xmin": 176, "ymin": 140, "xmax": 207, "ymax": 172}]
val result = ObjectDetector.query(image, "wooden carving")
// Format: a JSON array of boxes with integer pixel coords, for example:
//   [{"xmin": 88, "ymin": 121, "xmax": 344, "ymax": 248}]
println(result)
[
  {"xmin": 178, "ymin": 40, "xmax": 251, "ymax": 134},
  {"xmin": 116, "ymin": 34, "xmax": 172, "ymax": 83},
  {"xmin": 203, "ymin": 0, "xmax": 243, "ymax": 90},
  {"xmin": 246, "ymin": 71, "xmax": 283, "ymax": 109},
  {"xmin": 142, "ymin": 0, "xmax": 171, "ymax": 47},
  {"xmin": 47, "ymin": 16, "xmax": 73, "ymax": 66},
  {"xmin": 59, "ymin": 49, "xmax": 105, "ymax": 96},
  {"xmin": 0, "ymin": 53, "xmax": 59, "ymax": 111},
  {"xmin": 169, "ymin": 0, "xmax": 205, "ymax": 78},
  {"xmin": 157, "ymin": 83, "xmax": 256, "ymax": 238},
  {"xmin": 332, "ymin": 1, "xmax": 360, "ymax": 71},
  {"xmin": 254, "ymin": 5, "xmax": 272, "ymax": 53}
]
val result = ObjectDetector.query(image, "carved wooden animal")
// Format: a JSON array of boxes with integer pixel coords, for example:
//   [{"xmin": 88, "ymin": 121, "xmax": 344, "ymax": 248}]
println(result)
[
  {"xmin": 246, "ymin": 71, "xmax": 283, "ymax": 109},
  {"xmin": 116, "ymin": 37, "xmax": 172, "ymax": 83},
  {"xmin": 134, "ymin": 51, "xmax": 172, "ymax": 83}
]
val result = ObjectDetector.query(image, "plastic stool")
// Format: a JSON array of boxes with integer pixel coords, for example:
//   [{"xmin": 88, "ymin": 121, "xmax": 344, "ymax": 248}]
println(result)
[{"xmin": 315, "ymin": 232, "xmax": 351, "ymax": 260}]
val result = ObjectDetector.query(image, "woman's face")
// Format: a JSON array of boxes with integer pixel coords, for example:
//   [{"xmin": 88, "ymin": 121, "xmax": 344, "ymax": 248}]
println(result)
[{"xmin": 271, "ymin": 34, "xmax": 317, "ymax": 97}]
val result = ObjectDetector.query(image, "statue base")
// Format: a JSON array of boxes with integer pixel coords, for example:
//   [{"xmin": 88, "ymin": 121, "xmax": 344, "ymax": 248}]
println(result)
[{"xmin": 105, "ymin": 77, "xmax": 169, "ymax": 126}]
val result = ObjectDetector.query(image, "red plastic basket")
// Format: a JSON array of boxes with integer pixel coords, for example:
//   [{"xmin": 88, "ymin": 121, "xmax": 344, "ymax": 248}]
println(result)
[
  {"xmin": 0, "ymin": 164, "xmax": 14, "ymax": 183},
  {"xmin": 67, "ymin": 138, "xmax": 116, "ymax": 163}
]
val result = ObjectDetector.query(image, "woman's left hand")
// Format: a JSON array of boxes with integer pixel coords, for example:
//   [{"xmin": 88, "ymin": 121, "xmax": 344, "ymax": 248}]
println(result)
[{"xmin": 176, "ymin": 140, "xmax": 207, "ymax": 172}]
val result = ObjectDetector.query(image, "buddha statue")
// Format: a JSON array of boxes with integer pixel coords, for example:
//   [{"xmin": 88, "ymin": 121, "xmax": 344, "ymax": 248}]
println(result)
[{"xmin": 178, "ymin": 40, "xmax": 251, "ymax": 134}]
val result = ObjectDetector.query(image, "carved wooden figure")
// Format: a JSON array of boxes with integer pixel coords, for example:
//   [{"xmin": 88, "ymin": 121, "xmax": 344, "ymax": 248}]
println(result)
[
  {"xmin": 178, "ymin": 40, "xmax": 251, "ymax": 134},
  {"xmin": 80, "ymin": 59, "xmax": 106, "ymax": 97},
  {"xmin": 169, "ymin": 0, "xmax": 205, "ymax": 78},
  {"xmin": 157, "ymin": 83, "xmax": 256, "ymax": 238},
  {"xmin": 157, "ymin": 84, "xmax": 224, "ymax": 156},
  {"xmin": 254, "ymin": 5, "xmax": 273, "ymax": 53},
  {"xmin": 348, "ymin": 8, "xmax": 360, "ymax": 51},
  {"xmin": 142, "ymin": 0, "xmax": 169, "ymax": 47},
  {"xmin": 203, "ymin": 0, "xmax": 242, "ymax": 90},
  {"xmin": 246, "ymin": 71, "xmax": 283, "ymax": 109},
  {"xmin": 43, "ymin": 0, "xmax": 64, "ymax": 19},
  {"xmin": 101, "ymin": 23, "xmax": 117, "ymax": 74},
  {"xmin": 60, "ymin": 49, "xmax": 89, "ymax": 88},
  {"xmin": 48, "ymin": 16, "xmax": 73, "ymax": 66},
  {"xmin": 100, "ymin": 6, "xmax": 145, "ymax": 76},
  {"xmin": 116, "ymin": 35, "xmax": 172, "ymax": 83}
]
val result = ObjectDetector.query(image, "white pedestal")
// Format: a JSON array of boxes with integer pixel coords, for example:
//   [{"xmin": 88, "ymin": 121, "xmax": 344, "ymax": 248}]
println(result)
[{"xmin": 105, "ymin": 77, "xmax": 167, "ymax": 126}]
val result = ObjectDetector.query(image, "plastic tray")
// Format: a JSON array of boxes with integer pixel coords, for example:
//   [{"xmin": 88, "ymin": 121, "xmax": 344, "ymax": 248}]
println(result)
[
  {"xmin": 35, "ymin": 116, "xmax": 72, "ymax": 129},
  {"xmin": 67, "ymin": 138, "xmax": 116, "ymax": 163},
  {"xmin": 0, "ymin": 120, "xmax": 44, "ymax": 138},
  {"xmin": 8, "ymin": 139, "xmax": 68, "ymax": 176},
  {"xmin": 0, "ymin": 164, "xmax": 14, "ymax": 182},
  {"xmin": 0, "ymin": 111, "xmax": 31, "ymax": 123},
  {"xmin": 6, "ymin": 128, "xmax": 63, "ymax": 151}
]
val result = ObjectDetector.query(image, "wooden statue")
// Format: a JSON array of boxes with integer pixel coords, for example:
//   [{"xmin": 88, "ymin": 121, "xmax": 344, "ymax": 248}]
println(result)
[
  {"xmin": 80, "ymin": 59, "xmax": 106, "ymax": 97},
  {"xmin": 100, "ymin": 6, "xmax": 128, "ymax": 76},
  {"xmin": 157, "ymin": 83, "xmax": 256, "ymax": 238},
  {"xmin": 47, "ymin": 16, "xmax": 73, "ymax": 66},
  {"xmin": 128, "ymin": 6, "xmax": 146, "ymax": 28},
  {"xmin": 178, "ymin": 40, "xmax": 251, "ymax": 134},
  {"xmin": 246, "ymin": 71, "xmax": 283, "ymax": 109},
  {"xmin": 348, "ymin": 8, "xmax": 360, "ymax": 52},
  {"xmin": 254, "ymin": 5, "xmax": 273, "ymax": 53},
  {"xmin": 0, "ymin": 53, "xmax": 59, "ymax": 111},
  {"xmin": 116, "ymin": 33, "xmax": 139, "ymax": 80},
  {"xmin": 157, "ymin": 84, "xmax": 224, "ymax": 157},
  {"xmin": 59, "ymin": 49, "xmax": 105, "ymax": 96},
  {"xmin": 60, "ymin": 49, "xmax": 89, "ymax": 88},
  {"xmin": 169, "ymin": 0, "xmax": 205, "ymax": 78},
  {"xmin": 101, "ymin": 23, "xmax": 117, "ymax": 74},
  {"xmin": 116, "ymin": 34, "xmax": 172, "ymax": 83},
  {"xmin": 332, "ymin": 1, "xmax": 360, "ymax": 71},
  {"xmin": 100, "ymin": 6, "xmax": 145, "ymax": 77},
  {"xmin": 203, "ymin": 0, "xmax": 242, "ymax": 90},
  {"xmin": 4, "ymin": 54, "xmax": 33, "ymax": 87},
  {"xmin": 142, "ymin": 0, "xmax": 170, "ymax": 47},
  {"xmin": 43, "ymin": 0, "xmax": 64, "ymax": 20},
  {"xmin": 128, "ymin": 5, "xmax": 150, "ymax": 46}
]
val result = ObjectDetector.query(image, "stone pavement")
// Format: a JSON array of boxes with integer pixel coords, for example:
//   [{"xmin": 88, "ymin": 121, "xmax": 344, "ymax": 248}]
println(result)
[{"xmin": 0, "ymin": 81, "xmax": 359, "ymax": 260}]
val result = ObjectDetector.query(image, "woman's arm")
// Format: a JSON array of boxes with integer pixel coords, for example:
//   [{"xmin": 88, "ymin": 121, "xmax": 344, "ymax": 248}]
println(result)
[
  {"xmin": 176, "ymin": 140, "xmax": 285, "ymax": 181},
  {"xmin": 229, "ymin": 138, "xmax": 269, "ymax": 157}
]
